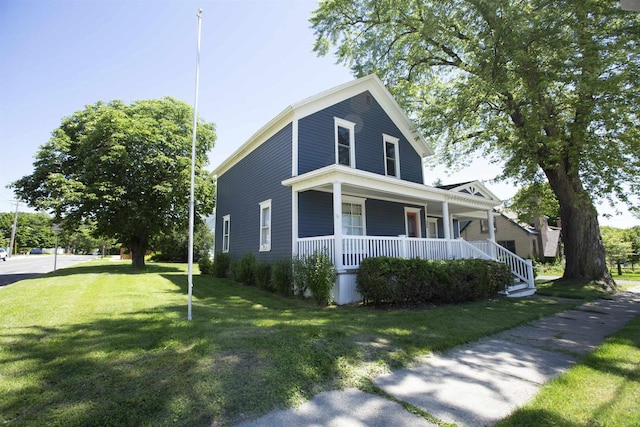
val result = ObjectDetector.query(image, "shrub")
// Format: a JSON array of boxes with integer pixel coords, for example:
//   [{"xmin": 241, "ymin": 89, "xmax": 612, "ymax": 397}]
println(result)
[
  {"xmin": 292, "ymin": 251, "xmax": 336, "ymax": 305},
  {"xmin": 213, "ymin": 252, "xmax": 231, "ymax": 278},
  {"xmin": 236, "ymin": 253, "xmax": 257, "ymax": 286},
  {"xmin": 357, "ymin": 257, "xmax": 511, "ymax": 305},
  {"xmin": 271, "ymin": 258, "xmax": 293, "ymax": 296},
  {"xmin": 255, "ymin": 262, "xmax": 272, "ymax": 291},
  {"xmin": 198, "ymin": 256, "xmax": 214, "ymax": 275}
]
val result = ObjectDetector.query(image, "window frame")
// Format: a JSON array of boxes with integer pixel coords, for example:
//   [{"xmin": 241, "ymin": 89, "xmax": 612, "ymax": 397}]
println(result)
[
  {"xmin": 259, "ymin": 199, "xmax": 272, "ymax": 252},
  {"xmin": 334, "ymin": 117, "xmax": 356, "ymax": 168},
  {"xmin": 404, "ymin": 207, "xmax": 422, "ymax": 238},
  {"xmin": 427, "ymin": 217, "xmax": 440, "ymax": 238},
  {"xmin": 222, "ymin": 214, "xmax": 231, "ymax": 253},
  {"xmin": 480, "ymin": 218, "xmax": 497, "ymax": 233},
  {"xmin": 383, "ymin": 134, "xmax": 400, "ymax": 178},
  {"xmin": 341, "ymin": 195, "xmax": 366, "ymax": 236}
]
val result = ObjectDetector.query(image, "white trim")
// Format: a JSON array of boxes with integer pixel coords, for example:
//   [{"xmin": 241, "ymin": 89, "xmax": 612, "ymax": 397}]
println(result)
[
  {"xmin": 222, "ymin": 214, "xmax": 231, "ymax": 253},
  {"xmin": 334, "ymin": 117, "xmax": 356, "ymax": 168},
  {"xmin": 446, "ymin": 181, "xmax": 501, "ymax": 202},
  {"xmin": 341, "ymin": 197, "xmax": 367, "ymax": 236},
  {"xmin": 259, "ymin": 199, "xmax": 272, "ymax": 252},
  {"xmin": 292, "ymin": 189, "xmax": 298, "ymax": 257},
  {"xmin": 404, "ymin": 207, "xmax": 422, "ymax": 238},
  {"xmin": 383, "ymin": 134, "xmax": 400, "ymax": 178},
  {"xmin": 292, "ymin": 118, "xmax": 299, "ymax": 176}
]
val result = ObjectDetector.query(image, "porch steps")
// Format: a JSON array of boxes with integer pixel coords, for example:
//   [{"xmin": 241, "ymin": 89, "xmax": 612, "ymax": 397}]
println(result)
[{"xmin": 501, "ymin": 280, "xmax": 536, "ymax": 298}]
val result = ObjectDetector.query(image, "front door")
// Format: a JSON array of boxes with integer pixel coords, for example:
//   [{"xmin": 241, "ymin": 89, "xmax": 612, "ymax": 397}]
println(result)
[{"xmin": 406, "ymin": 212, "xmax": 419, "ymax": 238}]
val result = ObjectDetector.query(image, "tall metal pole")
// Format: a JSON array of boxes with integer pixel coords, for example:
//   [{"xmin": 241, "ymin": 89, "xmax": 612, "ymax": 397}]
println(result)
[
  {"xmin": 188, "ymin": 8, "xmax": 203, "ymax": 321},
  {"xmin": 8, "ymin": 201, "xmax": 19, "ymax": 257}
]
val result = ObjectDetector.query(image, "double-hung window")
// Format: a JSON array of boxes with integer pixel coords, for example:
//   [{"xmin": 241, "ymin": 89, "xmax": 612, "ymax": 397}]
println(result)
[
  {"xmin": 341, "ymin": 197, "xmax": 366, "ymax": 236},
  {"xmin": 222, "ymin": 215, "xmax": 231, "ymax": 253},
  {"xmin": 259, "ymin": 199, "xmax": 272, "ymax": 252},
  {"xmin": 383, "ymin": 134, "xmax": 400, "ymax": 178},
  {"xmin": 334, "ymin": 117, "xmax": 356, "ymax": 167}
]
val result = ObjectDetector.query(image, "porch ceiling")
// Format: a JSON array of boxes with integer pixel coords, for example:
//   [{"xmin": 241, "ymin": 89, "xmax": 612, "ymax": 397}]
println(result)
[{"xmin": 282, "ymin": 165, "xmax": 500, "ymax": 218}]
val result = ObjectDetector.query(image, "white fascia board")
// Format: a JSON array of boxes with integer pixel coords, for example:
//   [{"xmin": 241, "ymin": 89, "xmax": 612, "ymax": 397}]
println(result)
[
  {"xmin": 214, "ymin": 106, "xmax": 294, "ymax": 177},
  {"xmin": 282, "ymin": 165, "xmax": 501, "ymax": 210},
  {"xmin": 448, "ymin": 180, "xmax": 502, "ymax": 202}
]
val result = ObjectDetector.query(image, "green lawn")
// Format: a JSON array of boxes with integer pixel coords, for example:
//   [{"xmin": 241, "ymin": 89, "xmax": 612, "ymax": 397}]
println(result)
[
  {"xmin": 497, "ymin": 312, "xmax": 640, "ymax": 427},
  {"xmin": 0, "ymin": 260, "xmax": 595, "ymax": 425}
]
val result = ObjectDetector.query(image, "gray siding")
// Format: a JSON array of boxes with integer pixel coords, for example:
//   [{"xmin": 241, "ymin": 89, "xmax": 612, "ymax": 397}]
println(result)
[
  {"xmin": 215, "ymin": 124, "xmax": 292, "ymax": 262},
  {"xmin": 298, "ymin": 91, "xmax": 423, "ymax": 184}
]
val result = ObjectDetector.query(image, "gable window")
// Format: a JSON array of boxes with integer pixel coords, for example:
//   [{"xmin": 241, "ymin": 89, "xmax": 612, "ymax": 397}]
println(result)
[
  {"xmin": 334, "ymin": 117, "xmax": 356, "ymax": 167},
  {"xmin": 480, "ymin": 218, "xmax": 497, "ymax": 233},
  {"xmin": 222, "ymin": 215, "xmax": 231, "ymax": 253},
  {"xmin": 259, "ymin": 199, "xmax": 272, "ymax": 252},
  {"xmin": 341, "ymin": 196, "xmax": 366, "ymax": 236},
  {"xmin": 383, "ymin": 134, "xmax": 400, "ymax": 178}
]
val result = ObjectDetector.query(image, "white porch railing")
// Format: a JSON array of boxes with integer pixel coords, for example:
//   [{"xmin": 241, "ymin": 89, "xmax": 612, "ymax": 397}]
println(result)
[{"xmin": 297, "ymin": 235, "xmax": 534, "ymax": 290}]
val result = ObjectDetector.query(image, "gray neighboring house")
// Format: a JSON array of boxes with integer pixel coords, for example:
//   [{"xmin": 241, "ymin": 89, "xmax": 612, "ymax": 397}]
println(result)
[{"xmin": 213, "ymin": 75, "xmax": 536, "ymax": 303}]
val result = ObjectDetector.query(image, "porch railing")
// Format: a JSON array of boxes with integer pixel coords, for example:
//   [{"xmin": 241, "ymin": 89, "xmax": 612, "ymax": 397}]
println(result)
[{"xmin": 297, "ymin": 235, "xmax": 534, "ymax": 289}]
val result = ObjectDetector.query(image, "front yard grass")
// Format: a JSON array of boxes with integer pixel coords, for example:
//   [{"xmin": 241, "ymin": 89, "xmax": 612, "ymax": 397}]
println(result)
[
  {"xmin": 497, "ymin": 311, "xmax": 640, "ymax": 427},
  {"xmin": 0, "ymin": 260, "xmax": 587, "ymax": 426}
]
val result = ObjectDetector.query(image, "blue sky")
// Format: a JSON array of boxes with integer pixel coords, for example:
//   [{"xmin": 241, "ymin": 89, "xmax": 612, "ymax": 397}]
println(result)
[{"xmin": 1, "ymin": 0, "xmax": 637, "ymax": 228}]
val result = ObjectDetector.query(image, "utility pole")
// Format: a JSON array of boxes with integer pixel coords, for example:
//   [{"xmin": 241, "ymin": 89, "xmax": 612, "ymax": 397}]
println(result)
[{"xmin": 8, "ymin": 201, "xmax": 19, "ymax": 257}]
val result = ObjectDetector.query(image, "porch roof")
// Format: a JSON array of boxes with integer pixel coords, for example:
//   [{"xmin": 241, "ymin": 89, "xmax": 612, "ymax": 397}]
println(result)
[{"xmin": 282, "ymin": 165, "xmax": 501, "ymax": 218}]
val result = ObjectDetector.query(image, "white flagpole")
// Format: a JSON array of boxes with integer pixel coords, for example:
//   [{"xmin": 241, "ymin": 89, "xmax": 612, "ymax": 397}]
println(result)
[{"xmin": 188, "ymin": 8, "xmax": 203, "ymax": 321}]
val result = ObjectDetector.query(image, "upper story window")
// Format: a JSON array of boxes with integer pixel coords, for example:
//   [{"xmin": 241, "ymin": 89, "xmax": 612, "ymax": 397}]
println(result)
[
  {"xmin": 259, "ymin": 199, "xmax": 272, "ymax": 252},
  {"xmin": 222, "ymin": 214, "xmax": 231, "ymax": 253},
  {"xmin": 383, "ymin": 134, "xmax": 400, "ymax": 178},
  {"xmin": 334, "ymin": 117, "xmax": 356, "ymax": 167}
]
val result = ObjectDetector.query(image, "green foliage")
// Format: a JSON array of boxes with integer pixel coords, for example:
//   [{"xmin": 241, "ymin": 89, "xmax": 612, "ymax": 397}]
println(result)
[
  {"xmin": 236, "ymin": 253, "xmax": 257, "ymax": 286},
  {"xmin": 198, "ymin": 256, "xmax": 214, "ymax": 275},
  {"xmin": 271, "ymin": 258, "xmax": 294, "ymax": 296},
  {"xmin": 255, "ymin": 262, "xmax": 272, "ymax": 291},
  {"xmin": 357, "ymin": 257, "xmax": 511, "ymax": 305},
  {"xmin": 506, "ymin": 182, "xmax": 561, "ymax": 226},
  {"xmin": 150, "ymin": 218, "xmax": 213, "ymax": 262},
  {"xmin": 293, "ymin": 252, "xmax": 336, "ymax": 305},
  {"xmin": 0, "ymin": 212, "xmax": 56, "ymax": 252},
  {"xmin": 11, "ymin": 97, "xmax": 216, "ymax": 267},
  {"xmin": 600, "ymin": 226, "xmax": 634, "ymax": 274},
  {"xmin": 213, "ymin": 252, "xmax": 231, "ymax": 278},
  {"xmin": 312, "ymin": 0, "xmax": 640, "ymax": 282}
]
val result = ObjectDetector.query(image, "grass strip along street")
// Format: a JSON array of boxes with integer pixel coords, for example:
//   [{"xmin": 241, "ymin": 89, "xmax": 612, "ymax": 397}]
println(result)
[{"xmin": 0, "ymin": 259, "xmax": 628, "ymax": 426}]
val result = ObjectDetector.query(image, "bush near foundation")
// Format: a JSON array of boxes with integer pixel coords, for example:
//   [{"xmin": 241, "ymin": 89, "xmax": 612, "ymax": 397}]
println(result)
[{"xmin": 356, "ymin": 257, "xmax": 511, "ymax": 305}]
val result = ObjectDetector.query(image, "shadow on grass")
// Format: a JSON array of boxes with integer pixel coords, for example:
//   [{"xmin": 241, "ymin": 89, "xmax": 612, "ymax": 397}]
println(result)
[
  {"xmin": 535, "ymin": 278, "xmax": 613, "ymax": 300},
  {"xmin": 1, "ymin": 267, "xmax": 584, "ymax": 426}
]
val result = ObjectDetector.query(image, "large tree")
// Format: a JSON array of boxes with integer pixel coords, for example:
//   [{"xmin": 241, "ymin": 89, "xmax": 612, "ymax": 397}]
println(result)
[
  {"xmin": 12, "ymin": 98, "xmax": 216, "ymax": 267},
  {"xmin": 312, "ymin": 0, "xmax": 640, "ymax": 288},
  {"xmin": 506, "ymin": 182, "xmax": 561, "ymax": 227}
]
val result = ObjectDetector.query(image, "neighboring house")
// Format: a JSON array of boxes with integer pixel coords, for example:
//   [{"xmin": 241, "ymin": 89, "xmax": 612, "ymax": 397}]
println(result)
[
  {"xmin": 214, "ymin": 75, "xmax": 534, "ymax": 304},
  {"xmin": 460, "ymin": 211, "xmax": 538, "ymax": 259}
]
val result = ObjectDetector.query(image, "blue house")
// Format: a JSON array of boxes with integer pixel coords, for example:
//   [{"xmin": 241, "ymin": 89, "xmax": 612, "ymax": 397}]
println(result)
[{"xmin": 214, "ymin": 75, "xmax": 534, "ymax": 304}]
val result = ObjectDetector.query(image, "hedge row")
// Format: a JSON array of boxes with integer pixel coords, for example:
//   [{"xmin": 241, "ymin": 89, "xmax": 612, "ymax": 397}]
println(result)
[{"xmin": 356, "ymin": 257, "xmax": 512, "ymax": 305}]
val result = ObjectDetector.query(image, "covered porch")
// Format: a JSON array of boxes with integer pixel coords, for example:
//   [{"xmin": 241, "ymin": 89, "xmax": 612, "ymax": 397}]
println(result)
[{"xmin": 283, "ymin": 165, "xmax": 535, "ymax": 304}]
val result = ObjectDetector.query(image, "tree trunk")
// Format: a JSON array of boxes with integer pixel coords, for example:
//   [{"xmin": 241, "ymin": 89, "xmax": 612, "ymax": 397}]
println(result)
[
  {"xmin": 130, "ymin": 234, "xmax": 148, "ymax": 268},
  {"xmin": 544, "ymin": 166, "xmax": 615, "ymax": 290}
]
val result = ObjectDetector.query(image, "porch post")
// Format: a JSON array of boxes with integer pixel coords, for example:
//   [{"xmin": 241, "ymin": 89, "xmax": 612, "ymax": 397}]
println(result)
[
  {"xmin": 442, "ymin": 201, "xmax": 452, "ymax": 258},
  {"xmin": 333, "ymin": 181, "xmax": 343, "ymax": 271},
  {"xmin": 487, "ymin": 209, "xmax": 496, "ymax": 259}
]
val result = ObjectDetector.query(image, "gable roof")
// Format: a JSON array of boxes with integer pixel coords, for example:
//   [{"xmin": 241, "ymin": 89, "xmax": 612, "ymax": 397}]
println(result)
[
  {"xmin": 214, "ymin": 74, "xmax": 432, "ymax": 177},
  {"xmin": 441, "ymin": 181, "xmax": 501, "ymax": 202}
]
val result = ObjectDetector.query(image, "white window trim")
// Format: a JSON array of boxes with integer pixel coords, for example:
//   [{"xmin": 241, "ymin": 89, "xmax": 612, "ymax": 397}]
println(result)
[
  {"xmin": 259, "ymin": 199, "xmax": 272, "ymax": 252},
  {"xmin": 222, "ymin": 214, "xmax": 231, "ymax": 253},
  {"xmin": 341, "ymin": 195, "xmax": 366, "ymax": 236},
  {"xmin": 404, "ymin": 207, "xmax": 422, "ymax": 238},
  {"xmin": 334, "ymin": 117, "xmax": 356, "ymax": 168},
  {"xmin": 427, "ymin": 217, "xmax": 440, "ymax": 238},
  {"xmin": 383, "ymin": 134, "xmax": 400, "ymax": 178}
]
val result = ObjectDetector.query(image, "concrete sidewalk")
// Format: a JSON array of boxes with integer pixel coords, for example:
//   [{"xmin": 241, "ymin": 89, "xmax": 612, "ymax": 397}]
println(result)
[{"xmin": 238, "ymin": 291, "xmax": 640, "ymax": 427}]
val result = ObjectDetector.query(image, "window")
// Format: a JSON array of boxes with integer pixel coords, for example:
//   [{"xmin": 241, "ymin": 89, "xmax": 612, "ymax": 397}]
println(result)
[
  {"xmin": 334, "ymin": 117, "xmax": 356, "ymax": 167},
  {"xmin": 480, "ymin": 218, "xmax": 497, "ymax": 233},
  {"xmin": 222, "ymin": 215, "xmax": 230, "ymax": 253},
  {"xmin": 259, "ymin": 200, "xmax": 272, "ymax": 252},
  {"xmin": 341, "ymin": 197, "xmax": 365, "ymax": 235},
  {"xmin": 427, "ymin": 218, "xmax": 439, "ymax": 238},
  {"xmin": 383, "ymin": 134, "xmax": 400, "ymax": 178},
  {"xmin": 498, "ymin": 240, "xmax": 516, "ymax": 254}
]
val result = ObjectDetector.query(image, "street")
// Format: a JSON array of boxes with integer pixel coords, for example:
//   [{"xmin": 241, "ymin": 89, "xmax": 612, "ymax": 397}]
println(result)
[{"xmin": 0, "ymin": 254, "xmax": 96, "ymax": 287}]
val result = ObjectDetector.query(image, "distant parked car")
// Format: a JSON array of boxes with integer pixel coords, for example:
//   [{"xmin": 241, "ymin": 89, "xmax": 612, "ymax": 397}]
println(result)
[
  {"xmin": 0, "ymin": 248, "xmax": 6, "ymax": 261},
  {"xmin": 29, "ymin": 248, "xmax": 43, "ymax": 255}
]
